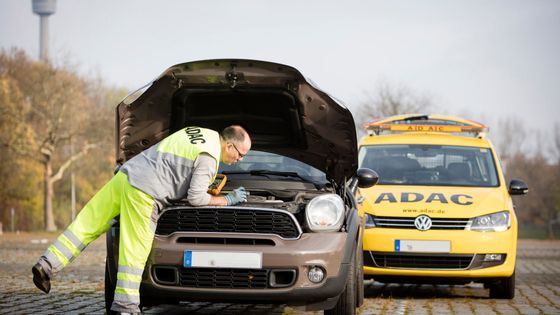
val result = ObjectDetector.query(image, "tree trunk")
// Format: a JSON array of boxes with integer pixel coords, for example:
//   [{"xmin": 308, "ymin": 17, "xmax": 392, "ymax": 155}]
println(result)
[
  {"xmin": 40, "ymin": 143, "xmax": 97, "ymax": 231},
  {"xmin": 43, "ymin": 157, "xmax": 57, "ymax": 232}
]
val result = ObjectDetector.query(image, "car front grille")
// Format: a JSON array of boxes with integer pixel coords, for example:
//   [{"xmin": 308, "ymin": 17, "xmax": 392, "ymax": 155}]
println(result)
[
  {"xmin": 179, "ymin": 268, "xmax": 268, "ymax": 289},
  {"xmin": 365, "ymin": 251, "xmax": 474, "ymax": 270},
  {"xmin": 156, "ymin": 208, "xmax": 301, "ymax": 239},
  {"xmin": 372, "ymin": 216, "xmax": 469, "ymax": 230}
]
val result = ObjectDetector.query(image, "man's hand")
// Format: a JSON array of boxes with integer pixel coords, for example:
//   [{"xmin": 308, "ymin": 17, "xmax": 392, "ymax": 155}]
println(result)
[{"xmin": 225, "ymin": 187, "xmax": 248, "ymax": 205}]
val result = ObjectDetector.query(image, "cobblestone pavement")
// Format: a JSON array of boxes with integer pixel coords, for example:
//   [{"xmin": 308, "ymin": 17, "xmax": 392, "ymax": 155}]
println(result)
[{"xmin": 1, "ymin": 233, "xmax": 559, "ymax": 314}]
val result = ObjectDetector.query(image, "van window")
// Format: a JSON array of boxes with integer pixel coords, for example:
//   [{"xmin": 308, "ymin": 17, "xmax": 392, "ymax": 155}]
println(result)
[{"xmin": 358, "ymin": 145, "xmax": 499, "ymax": 187}]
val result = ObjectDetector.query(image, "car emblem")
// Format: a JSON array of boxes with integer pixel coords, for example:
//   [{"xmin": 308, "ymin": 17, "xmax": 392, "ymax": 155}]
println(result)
[{"xmin": 414, "ymin": 215, "xmax": 432, "ymax": 231}]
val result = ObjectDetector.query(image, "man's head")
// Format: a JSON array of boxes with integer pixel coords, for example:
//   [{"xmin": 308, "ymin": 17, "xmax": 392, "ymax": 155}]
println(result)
[{"xmin": 220, "ymin": 125, "xmax": 251, "ymax": 165}]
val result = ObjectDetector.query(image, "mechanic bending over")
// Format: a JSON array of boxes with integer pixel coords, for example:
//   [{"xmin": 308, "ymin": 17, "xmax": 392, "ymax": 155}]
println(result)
[{"xmin": 32, "ymin": 125, "xmax": 251, "ymax": 314}]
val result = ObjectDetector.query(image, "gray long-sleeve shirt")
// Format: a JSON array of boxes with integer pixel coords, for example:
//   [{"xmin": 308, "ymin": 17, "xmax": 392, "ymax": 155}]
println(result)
[{"xmin": 186, "ymin": 153, "xmax": 217, "ymax": 206}]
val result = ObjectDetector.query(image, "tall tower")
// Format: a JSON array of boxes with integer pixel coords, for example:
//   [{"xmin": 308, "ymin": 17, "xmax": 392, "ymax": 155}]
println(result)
[{"xmin": 32, "ymin": 0, "xmax": 56, "ymax": 61}]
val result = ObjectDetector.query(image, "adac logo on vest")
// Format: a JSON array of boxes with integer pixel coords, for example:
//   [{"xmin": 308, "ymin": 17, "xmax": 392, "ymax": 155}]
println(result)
[
  {"xmin": 374, "ymin": 192, "xmax": 473, "ymax": 206},
  {"xmin": 185, "ymin": 127, "xmax": 206, "ymax": 144}
]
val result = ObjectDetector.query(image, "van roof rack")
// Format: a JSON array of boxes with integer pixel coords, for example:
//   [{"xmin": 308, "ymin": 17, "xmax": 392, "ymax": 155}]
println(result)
[{"xmin": 365, "ymin": 114, "xmax": 489, "ymax": 138}]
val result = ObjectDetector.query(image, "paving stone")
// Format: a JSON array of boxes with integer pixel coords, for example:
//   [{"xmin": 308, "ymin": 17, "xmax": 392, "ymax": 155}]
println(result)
[{"xmin": 1, "ymin": 235, "xmax": 560, "ymax": 315}]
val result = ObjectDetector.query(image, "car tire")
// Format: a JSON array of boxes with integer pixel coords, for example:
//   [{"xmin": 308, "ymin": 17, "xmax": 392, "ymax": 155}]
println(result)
[
  {"xmin": 489, "ymin": 270, "xmax": 515, "ymax": 299},
  {"xmin": 324, "ymin": 248, "xmax": 357, "ymax": 315}
]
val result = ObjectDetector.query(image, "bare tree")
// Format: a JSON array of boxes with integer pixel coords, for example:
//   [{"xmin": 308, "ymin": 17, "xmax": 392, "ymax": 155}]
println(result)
[
  {"xmin": 356, "ymin": 80, "xmax": 435, "ymax": 131},
  {"xmin": 491, "ymin": 117, "xmax": 527, "ymax": 172},
  {"xmin": 548, "ymin": 123, "xmax": 560, "ymax": 238},
  {"xmin": 0, "ymin": 49, "xmax": 101, "ymax": 231},
  {"xmin": 553, "ymin": 123, "xmax": 560, "ymax": 163}
]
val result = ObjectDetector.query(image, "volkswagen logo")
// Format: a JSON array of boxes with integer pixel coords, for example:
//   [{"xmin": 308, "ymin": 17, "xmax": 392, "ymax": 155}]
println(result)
[{"xmin": 414, "ymin": 215, "xmax": 432, "ymax": 231}]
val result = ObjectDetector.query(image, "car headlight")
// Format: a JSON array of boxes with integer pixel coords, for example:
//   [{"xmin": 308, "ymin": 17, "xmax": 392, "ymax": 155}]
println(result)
[
  {"xmin": 305, "ymin": 194, "xmax": 344, "ymax": 232},
  {"xmin": 467, "ymin": 211, "xmax": 511, "ymax": 232}
]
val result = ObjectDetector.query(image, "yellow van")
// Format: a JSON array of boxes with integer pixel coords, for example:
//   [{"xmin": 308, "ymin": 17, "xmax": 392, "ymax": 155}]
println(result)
[{"xmin": 357, "ymin": 114, "xmax": 528, "ymax": 298}]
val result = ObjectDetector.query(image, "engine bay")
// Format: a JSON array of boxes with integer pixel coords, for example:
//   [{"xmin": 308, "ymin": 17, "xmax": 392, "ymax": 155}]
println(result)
[{"xmin": 231, "ymin": 189, "xmax": 325, "ymax": 214}]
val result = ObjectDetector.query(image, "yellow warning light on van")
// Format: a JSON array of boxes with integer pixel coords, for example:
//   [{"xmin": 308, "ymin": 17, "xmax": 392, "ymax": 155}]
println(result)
[{"xmin": 365, "ymin": 114, "xmax": 489, "ymax": 137}]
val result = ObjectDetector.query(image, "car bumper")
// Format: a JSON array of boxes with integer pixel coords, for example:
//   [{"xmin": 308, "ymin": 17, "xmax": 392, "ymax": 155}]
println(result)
[
  {"xmin": 139, "ymin": 231, "xmax": 353, "ymax": 310},
  {"xmin": 362, "ymin": 228, "xmax": 517, "ymax": 280}
]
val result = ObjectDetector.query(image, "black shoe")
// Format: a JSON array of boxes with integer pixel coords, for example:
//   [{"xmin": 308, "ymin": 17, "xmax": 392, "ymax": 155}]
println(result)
[{"xmin": 32, "ymin": 263, "xmax": 51, "ymax": 293}]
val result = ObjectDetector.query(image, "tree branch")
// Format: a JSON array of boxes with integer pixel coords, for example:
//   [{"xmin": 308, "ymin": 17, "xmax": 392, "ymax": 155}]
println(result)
[
  {"xmin": 50, "ymin": 142, "xmax": 98, "ymax": 184},
  {"xmin": 2, "ymin": 138, "xmax": 42, "ymax": 162}
]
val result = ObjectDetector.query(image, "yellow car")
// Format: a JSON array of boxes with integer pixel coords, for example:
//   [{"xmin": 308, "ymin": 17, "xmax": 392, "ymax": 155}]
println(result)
[{"xmin": 357, "ymin": 114, "xmax": 528, "ymax": 299}]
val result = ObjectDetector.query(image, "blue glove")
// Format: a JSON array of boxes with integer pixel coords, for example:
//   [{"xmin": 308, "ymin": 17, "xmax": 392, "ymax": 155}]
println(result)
[{"xmin": 225, "ymin": 187, "xmax": 247, "ymax": 205}]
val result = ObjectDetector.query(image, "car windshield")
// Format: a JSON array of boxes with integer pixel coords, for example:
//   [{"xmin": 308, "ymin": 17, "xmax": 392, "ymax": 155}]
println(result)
[
  {"xmin": 358, "ymin": 144, "xmax": 499, "ymax": 187},
  {"xmin": 219, "ymin": 150, "xmax": 328, "ymax": 183}
]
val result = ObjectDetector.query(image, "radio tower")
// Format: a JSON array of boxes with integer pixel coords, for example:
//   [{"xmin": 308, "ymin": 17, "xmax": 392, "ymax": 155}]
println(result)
[{"xmin": 32, "ymin": 0, "xmax": 56, "ymax": 61}]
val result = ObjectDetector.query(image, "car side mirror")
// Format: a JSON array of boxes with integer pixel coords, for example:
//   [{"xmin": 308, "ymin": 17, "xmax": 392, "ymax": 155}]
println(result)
[
  {"xmin": 508, "ymin": 179, "xmax": 528, "ymax": 195},
  {"xmin": 357, "ymin": 168, "xmax": 379, "ymax": 188}
]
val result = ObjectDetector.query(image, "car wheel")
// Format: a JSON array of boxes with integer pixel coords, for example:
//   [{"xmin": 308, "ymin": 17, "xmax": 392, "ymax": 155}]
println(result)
[
  {"xmin": 489, "ymin": 270, "xmax": 515, "ymax": 299},
  {"xmin": 324, "ymin": 248, "xmax": 357, "ymax": 315},
  {"xmin": 105, "ymin": 259, "xmax": 118, "ymax": 315}
]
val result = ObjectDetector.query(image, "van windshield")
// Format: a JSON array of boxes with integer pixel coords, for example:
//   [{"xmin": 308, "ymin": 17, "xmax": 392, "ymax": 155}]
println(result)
[{"xmin": 358, "ymin": 144, "xmax": 499, "ymax": 187}]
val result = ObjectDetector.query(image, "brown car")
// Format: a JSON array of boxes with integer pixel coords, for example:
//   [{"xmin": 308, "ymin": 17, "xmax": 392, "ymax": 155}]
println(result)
[{"xmin": 105, "ymin": 59, "xmax": 377, "ymax": 314}]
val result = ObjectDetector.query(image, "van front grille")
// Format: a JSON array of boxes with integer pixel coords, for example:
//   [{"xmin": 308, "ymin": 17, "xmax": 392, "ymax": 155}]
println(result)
[
  {"xmin": 365, "ymin": 251, "xmax": 474, "ymax": 270},
  {"xmin": 372, "ymin": 216, "xmax": 469, "ymax": 230}
]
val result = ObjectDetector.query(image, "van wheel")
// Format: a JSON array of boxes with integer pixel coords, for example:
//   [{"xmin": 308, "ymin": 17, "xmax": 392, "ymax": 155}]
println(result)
[
  {"xmin": 324, "ymin": 249, "xmax": 357, "ymax": 315},
  {"xmin": 489, "ymin": 271, "xmax": 515, "ymax": 299}
]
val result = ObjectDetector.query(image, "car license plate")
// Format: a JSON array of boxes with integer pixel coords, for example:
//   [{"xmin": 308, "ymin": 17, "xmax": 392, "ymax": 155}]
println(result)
[
  {"xmin": 183, "ymin": 251, "xmax": 262, "ymax": 269},
  {"xmin": 395, "ymin": 240, "xmax": 450, "ymax": 253}
]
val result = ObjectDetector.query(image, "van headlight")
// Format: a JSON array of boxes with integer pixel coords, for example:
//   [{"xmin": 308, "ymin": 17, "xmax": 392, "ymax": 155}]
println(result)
[
  {"xmin": 305, "ymin": 194, "xmax": 344, "ymax": 232},
  {"xmin": 467, "ymin": 211, "xmax": 511, "ymax": 232},
  {"xmin": 365, "ymin": 214, "xmax": 376, "ymax": 228}
]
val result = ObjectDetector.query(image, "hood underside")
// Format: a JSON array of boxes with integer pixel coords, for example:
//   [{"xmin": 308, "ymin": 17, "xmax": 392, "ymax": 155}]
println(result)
[{"xmin": 115, "ymin": 59, "xmax": 357, "ymax": 184}]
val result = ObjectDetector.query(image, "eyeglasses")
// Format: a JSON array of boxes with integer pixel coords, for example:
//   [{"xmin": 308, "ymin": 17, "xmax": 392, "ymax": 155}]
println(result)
[{"xmin": 229, "ymin": 142, "xmax": 246, "ymax": 158}]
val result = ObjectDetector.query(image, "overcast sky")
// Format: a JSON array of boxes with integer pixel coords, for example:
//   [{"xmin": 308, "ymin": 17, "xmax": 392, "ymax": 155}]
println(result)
[{"xmin": 1, "ymin": 0, "xmax": 559, "ymax": 150}]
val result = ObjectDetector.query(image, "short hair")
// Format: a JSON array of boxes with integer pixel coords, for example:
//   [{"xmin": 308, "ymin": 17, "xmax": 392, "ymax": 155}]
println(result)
[{"xmin": 221, "ymin": 125, "xmax": 248, "ymax": 144}]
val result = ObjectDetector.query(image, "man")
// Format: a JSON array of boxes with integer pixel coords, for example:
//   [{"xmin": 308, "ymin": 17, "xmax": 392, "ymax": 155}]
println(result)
[{"xmin": 32, "ymin": 125, "xmax": 251, "ymax": 314}]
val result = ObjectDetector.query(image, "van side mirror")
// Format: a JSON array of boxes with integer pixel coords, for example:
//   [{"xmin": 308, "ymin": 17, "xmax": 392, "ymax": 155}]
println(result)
[
  {"xmin": 357, "ymin": 168, "xmax": 379, "ymax": 188},
  {"xmin": 508, "ymin": 179, "xmax": 528, "ymax": 195}
]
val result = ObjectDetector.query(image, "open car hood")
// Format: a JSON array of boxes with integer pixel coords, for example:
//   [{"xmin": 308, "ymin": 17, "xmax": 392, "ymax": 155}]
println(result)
[{"xmin": 115, "ymin": 59, "xmax": 357, "ymax": 184}]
